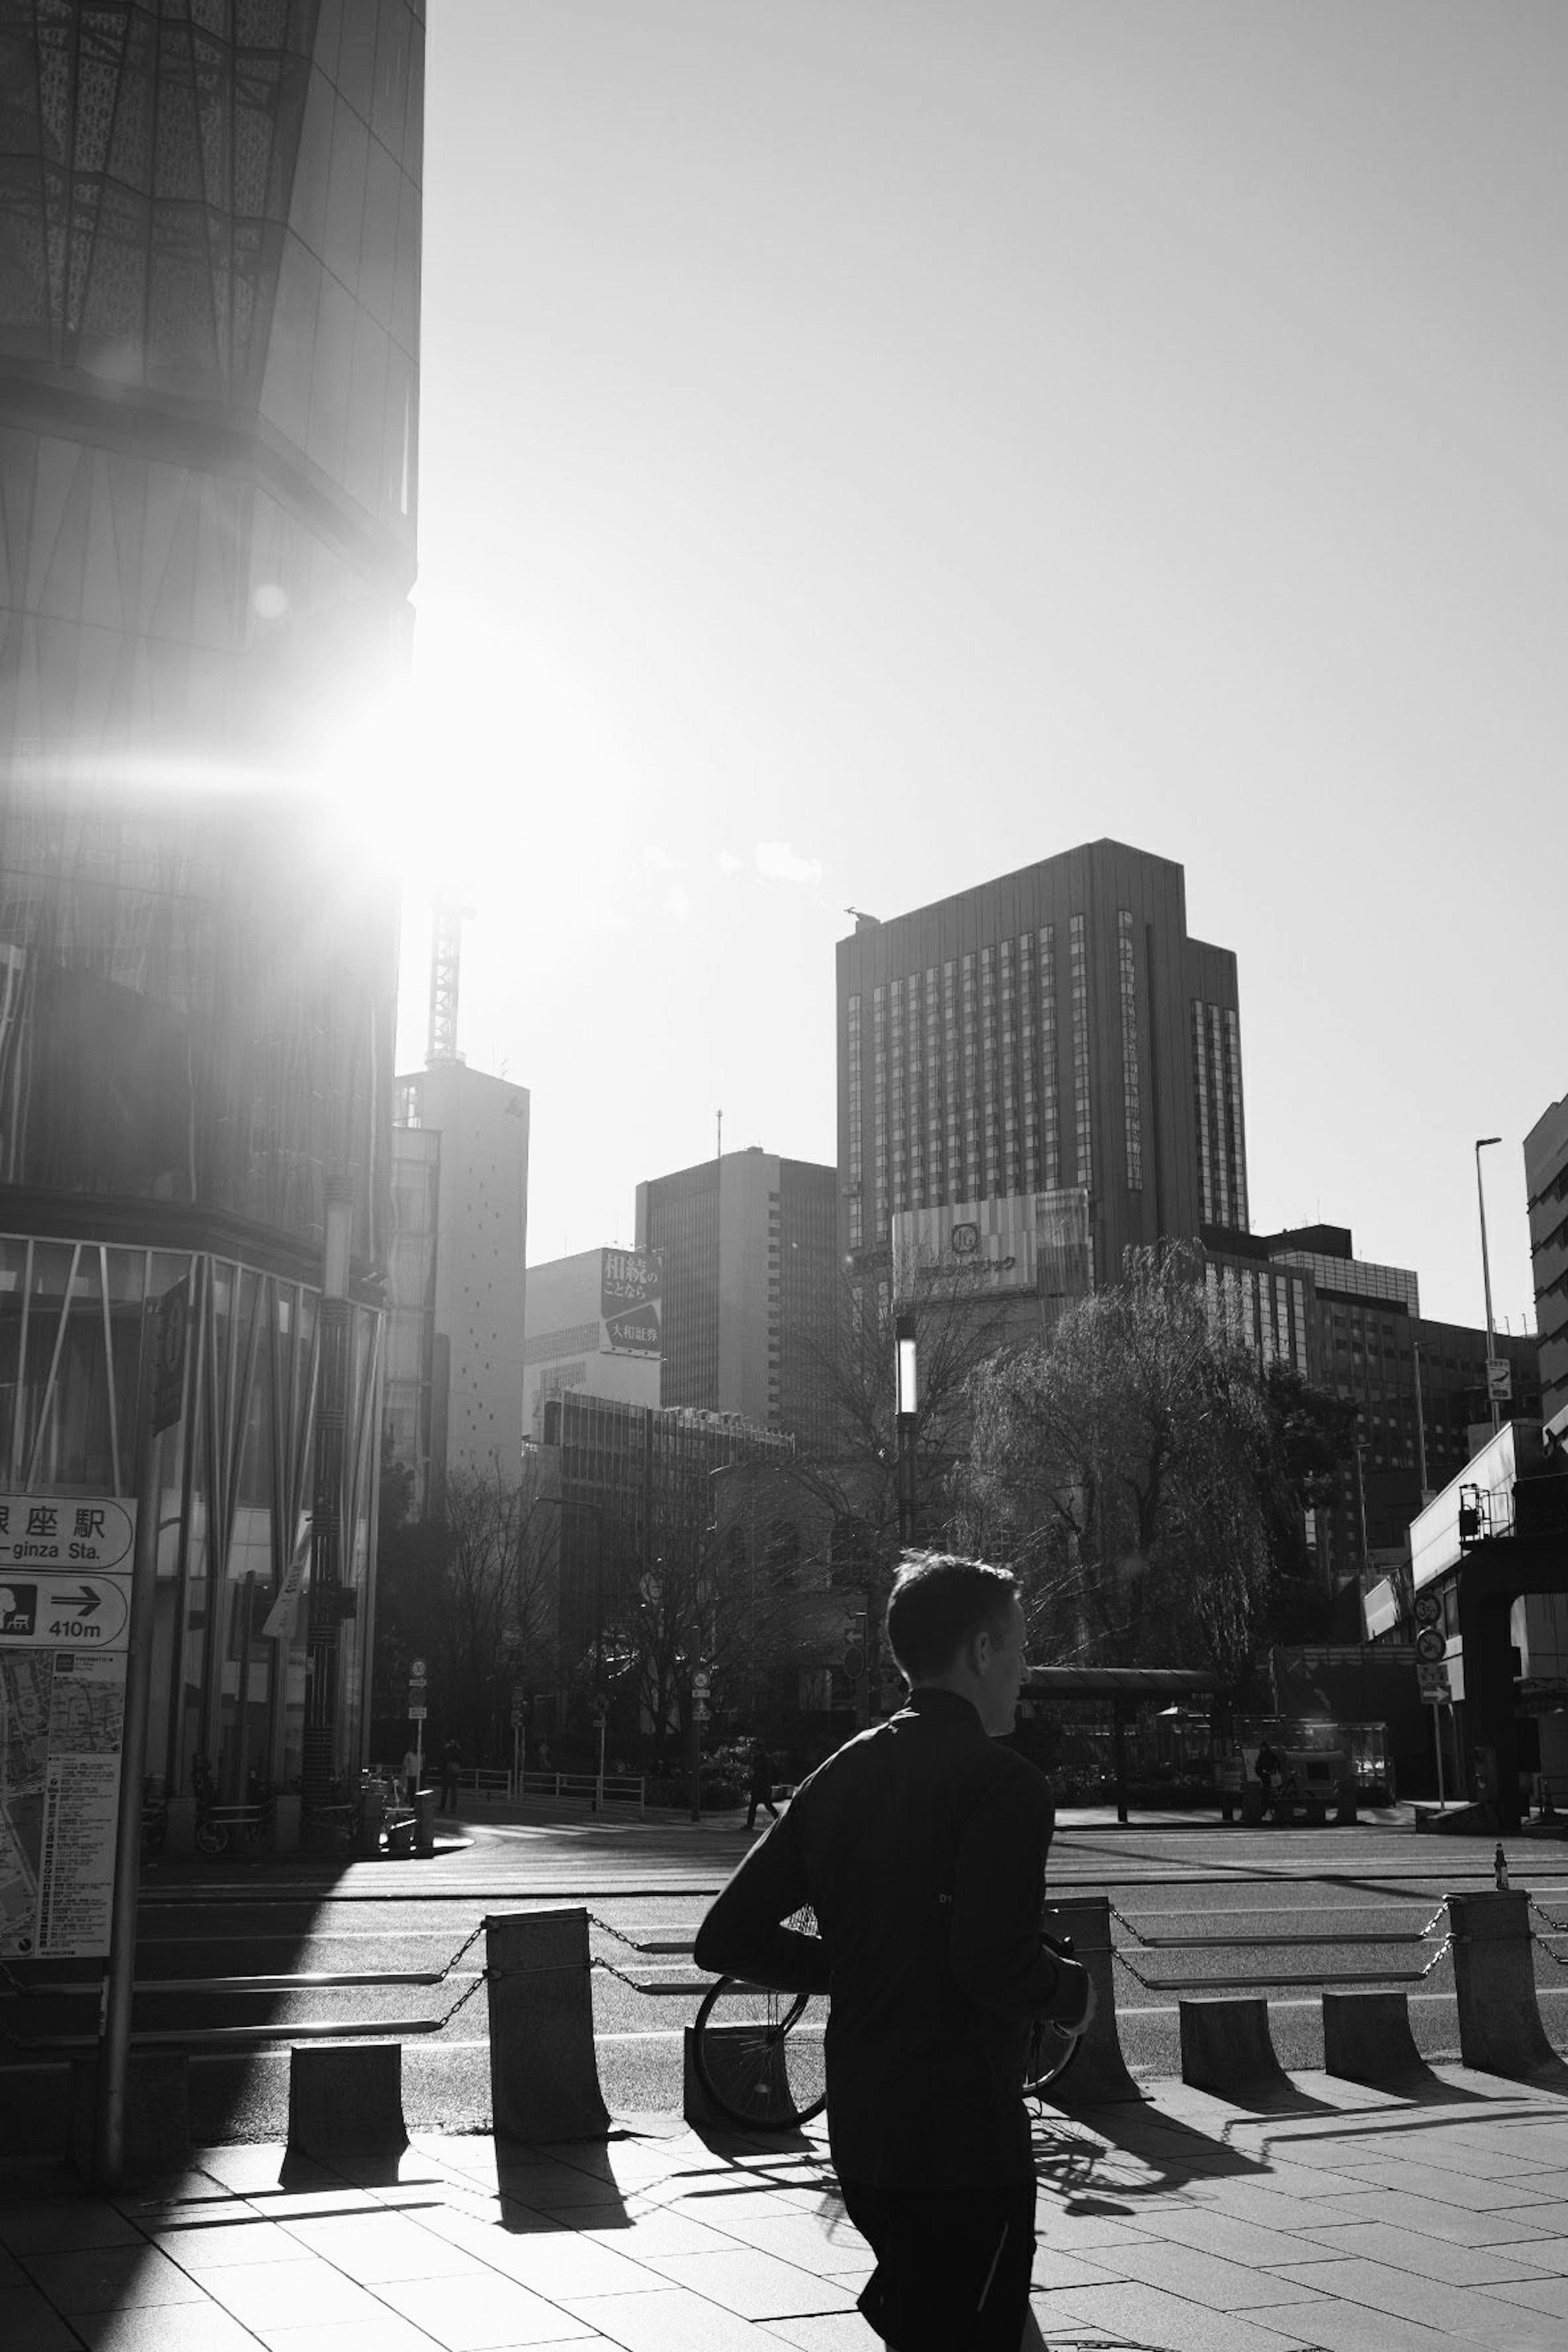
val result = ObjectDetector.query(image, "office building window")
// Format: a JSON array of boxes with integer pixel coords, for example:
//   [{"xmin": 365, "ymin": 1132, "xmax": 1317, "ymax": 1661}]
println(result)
[
  {"xmin": 1192, "ymin": 1000, "xmax": 1212, "ymax": 1221},
  {"xmin": 1069, "ymin": 914, "xmax": 1091, "ymax": 1192},
  {"xmin": 846, "ymin": 993, "xmax": 862, "ymax": 1249},
  {"xmin": 1223, "ymin": 1007, "xmax": 1249, "ymax": 1232},
  {"xmin": 980, "ymin": 943, "xmax": 998, "ymax": 1194},
  {"xmin": 1038, "ymin": 926, "xmax": 1060, "ymax": 1189},
  {"xmin": 1117, "ymin": 909, "xmax": 1142, "ymax": 1192}
]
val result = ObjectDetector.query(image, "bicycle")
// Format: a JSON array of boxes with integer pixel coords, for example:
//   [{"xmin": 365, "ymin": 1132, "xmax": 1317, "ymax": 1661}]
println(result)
[{"xmin": 691, "ymin": 1906, "xmax": 1085, "ymax": 2132}]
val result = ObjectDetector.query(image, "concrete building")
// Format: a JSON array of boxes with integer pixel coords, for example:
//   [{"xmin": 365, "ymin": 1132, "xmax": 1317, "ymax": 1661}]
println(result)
[
  {"xmin": 837, "ymin": 840, "xmax": 1248, "ymax": 1287},
  {"xmin": 0, "ymin": 4, "xmax": 422, "ymax": 1815},
  {"xmin": 530, "ymin": 1392, "xmax": 795, "ymax": 1730},
  {"xmin": 1526, "ymin": 1096, "xmax": 1568, "ymax": 1432},
  {"xmin": 386, "ymin": 1062, "xmax": 529, "ymax": 1512},
  {"xmin": 635, "ymin": 1149, "xmax": 838, "ymax": 1458},
  {"xmin": 1206, "ymin": 1223, "xmax": 1541, "ymax": 1606},
  {"xmin": 522, "ymin": 1247, "xmax": 662, "ymax": 1435}
]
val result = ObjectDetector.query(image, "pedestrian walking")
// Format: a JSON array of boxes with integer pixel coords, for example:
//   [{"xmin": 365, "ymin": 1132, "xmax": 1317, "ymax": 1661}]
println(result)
[
  {"xmin": 401, "ymin": 1745, "xmax": 419, "ymax": 1804},
  {"xmin": 440, "ymin": 1736, "xmax": 461, "ymax": 1813},
  {"xmin": 695, "ymin": 1550, "xmax": 1092, "ymax": 2352},
  {"xmin": 746, "ymin": 1739, "xmax": 780, "ymax": 1831}
]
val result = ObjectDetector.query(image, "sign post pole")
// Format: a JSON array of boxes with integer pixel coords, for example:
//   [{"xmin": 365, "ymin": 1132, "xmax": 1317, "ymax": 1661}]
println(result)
[{"xmin": 95, "ymin": 1281, "xmax": 185, "ymax": 2187}]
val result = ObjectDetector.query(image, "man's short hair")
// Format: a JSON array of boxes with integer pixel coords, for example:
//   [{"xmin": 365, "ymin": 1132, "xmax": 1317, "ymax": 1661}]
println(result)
[{"xmin": 884, "ymin": 1550, "xmax": 1019, "ymax": 1682}]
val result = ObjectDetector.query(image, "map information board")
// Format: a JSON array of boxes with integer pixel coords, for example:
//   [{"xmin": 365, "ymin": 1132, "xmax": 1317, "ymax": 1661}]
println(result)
[{"xmin": 0, "ymin": 1496, "xmax": 135, "ymax": 1959}]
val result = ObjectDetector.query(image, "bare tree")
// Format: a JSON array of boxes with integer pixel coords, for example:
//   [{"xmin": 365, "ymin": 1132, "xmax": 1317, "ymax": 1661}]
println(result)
[
  {"xmin": 374, "ymin": 1459, "xmax": 559, "ymax": 1764},
  {"xmin": 954, "ymin": 1241, "xmax": 1278, "ymax": 1692}
]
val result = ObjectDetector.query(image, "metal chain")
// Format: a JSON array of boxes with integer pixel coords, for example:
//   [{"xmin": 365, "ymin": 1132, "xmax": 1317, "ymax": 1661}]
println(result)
[
  {"xmin": 435, "ymin": 1967, "xmax": 490, "ymax": 2028},
  {"xmin": 586, "ymin": 1909, "xmax": 643, "ymax": 1950},
  {"xmin": 1528, "ymin": 1897, "xmax": 1568, "ymax": 1968},
  {"xmin": 584, "ymin": 1910, "xmax": 679, "ymax": 1989},
  {"xmin": 436, "ymin": 1920, "xmax": 487, "ymax": 1981},
  {"xmin": 1106, "ymin": 1897, "xmax": 1448, "ymax": 1947},
  {"xmin": 1106, "ymin": 1901, "xmax": 1452, "ymax": 1992}
]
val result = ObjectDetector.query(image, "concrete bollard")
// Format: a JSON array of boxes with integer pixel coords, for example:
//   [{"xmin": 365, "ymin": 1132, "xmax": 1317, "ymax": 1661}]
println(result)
[
  {"xmin": 1039, "ymin": 1896, "xmax": 1144, "ymax": 2107},
  {"xmin": 71, "ymin": 2053, "xmax": 189, "ymax": 2178},
  {"xmin": 486, "ymin": 1907, "xmax": 612, "ymax": 2142},
  {"xmin": 355, "ymin": 1791, "xmax": 384, "ymax": 1860},
  {"xmin": 1322, "ymin": 1989, "xmax": 1429, "ymax": 2088},
  {"xmin": 270, "ymin": 1793, "xmax": 301, "ymax": 1854},
  {"xmin": 287, "ymin": 2045, "xmax": 408, "ymax": 2162},
  {"xmin": 415, "ymin": 1789, "xmax": 437, "ymax": 1858},
  {"xmin": 1446, "ymin": 1890, "xmax": 1564, "ymax": 2080},
  {"xmin": 1180, "ymin": 1998, "xmax": 1291, "ymax": 2102}
]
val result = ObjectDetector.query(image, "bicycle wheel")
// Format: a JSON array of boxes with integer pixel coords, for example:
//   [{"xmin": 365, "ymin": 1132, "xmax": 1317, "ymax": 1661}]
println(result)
[
  {"xmin": 1024, "ymin": 2015, "xmax": 1084, "ymax": 2097},
  {"xmin": 195, "ymin": 1816, "xmax": 229, "ymax": 1857},
  {"xmin": 693, "ymin": 1976, "xmax": 829, "ymax": 2130}
]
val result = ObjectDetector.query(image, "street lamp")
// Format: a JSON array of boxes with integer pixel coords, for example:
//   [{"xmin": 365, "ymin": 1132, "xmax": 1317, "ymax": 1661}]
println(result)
[
  {"xmin": 1475, "ymin": 1137, "xmax": 1503, "ymax": 1437},
  {"xmin": 894, "ymin": 1312, "xmax": 918, "ymax": 1546}
]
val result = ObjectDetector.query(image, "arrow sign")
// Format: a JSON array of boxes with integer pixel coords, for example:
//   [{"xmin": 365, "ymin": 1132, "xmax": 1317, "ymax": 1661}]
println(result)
[
  {"xmin": 0, "ymin": 1574, "xmax": 130, "ymax": 1650},
  {"xmin": 49, "ymin": 1586, "xmax": 102, "ymax": 1617}
]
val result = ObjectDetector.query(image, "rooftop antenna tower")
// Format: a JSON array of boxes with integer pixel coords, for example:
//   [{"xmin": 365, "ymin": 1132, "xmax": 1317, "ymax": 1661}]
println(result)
[{"xmin": 427, "ymin": 892, "xmax": 470, "ymax": 1066}]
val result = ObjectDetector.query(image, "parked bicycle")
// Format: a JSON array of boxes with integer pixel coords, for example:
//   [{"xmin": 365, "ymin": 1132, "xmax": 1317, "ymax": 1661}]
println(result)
[{"xmin": 691, "ymin": 1905, "xmax": 1085, "ymax": 2131}]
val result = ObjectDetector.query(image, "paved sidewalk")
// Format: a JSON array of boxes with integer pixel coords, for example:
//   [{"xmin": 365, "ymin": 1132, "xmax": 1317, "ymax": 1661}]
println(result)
[{"xmin": 3, "ymin": 2068, "xmax": 1568, "ymax": 2352}]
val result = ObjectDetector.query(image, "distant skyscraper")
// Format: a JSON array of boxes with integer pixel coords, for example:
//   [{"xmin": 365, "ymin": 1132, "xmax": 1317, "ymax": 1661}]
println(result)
[
  {"xmin": 837, "ymin": 840, "xmax": 1248, "ymax": 1286},
  {"xmin": 635, "ymin": 1149, "xmax": 838, "ymax": 1456},
  {"xmin": 387, "ymin": 1063, "xmax": 530, "ymax": 1511}
]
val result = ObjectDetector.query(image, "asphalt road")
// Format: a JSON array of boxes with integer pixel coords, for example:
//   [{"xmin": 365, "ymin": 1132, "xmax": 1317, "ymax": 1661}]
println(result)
[{"xmin": 7, "ymin": 1803, "xmax": 1568, "ymax": 2146}]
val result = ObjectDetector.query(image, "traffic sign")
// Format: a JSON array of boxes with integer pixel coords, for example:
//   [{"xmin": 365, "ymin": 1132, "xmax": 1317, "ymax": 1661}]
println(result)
[
  {"xmin": 0, "ymin": 1571, "xmax": 131, "ymax": 1650},
  {"xmin": 1486, "ymin": 1358, "xmax": 1513, "ymax": 1403},
  {"xmin": 1412, "ymin": 1590, "xmax": 1443, "ymax": 1629},
  {"xmin": 410, "ymin": 1657, "xmax": 427, "ymax": 1679},
  {"xmin": 1417, "ymin": 1661, "xmax": 1451, "ymax": 1703},
  {"xmin": 1415, "ymin": 1628, "xmax": 1447, "ymax": 1664},
  {"xmin": 408, "ymin": 1703, "xmax": 427, "ymax": 1723},
  {"xmin": 842, "ymin": 1645, "xmax": 865, "ymax": 1681}
]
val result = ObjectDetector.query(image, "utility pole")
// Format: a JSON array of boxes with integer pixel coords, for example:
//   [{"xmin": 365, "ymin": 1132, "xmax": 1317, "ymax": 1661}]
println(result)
[{"xmin": 1475, "ymin": 1137, "xmax": 1503, "ymax": 1437}]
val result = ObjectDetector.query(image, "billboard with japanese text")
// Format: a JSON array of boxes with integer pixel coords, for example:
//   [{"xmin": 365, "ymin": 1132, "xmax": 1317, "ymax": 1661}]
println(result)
[{"xmin": 599, "ymin": 1247, "xmax": 662, "ymax": 1356}]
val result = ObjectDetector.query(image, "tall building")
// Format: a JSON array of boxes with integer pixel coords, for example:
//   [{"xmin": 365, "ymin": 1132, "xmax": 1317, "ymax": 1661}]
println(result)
[
  {"xmin": 1526, "ymin": 1096, "xmax": 1568, "ymax": 1431},
  {"xmin": 0, "ymin": 4, "xmax": 423, "ymax": 1815},
  {"xmin": 522, "ymin": 1247, "xmax": 662, "ymax": 1438},
  {"xmin": 386, "ymin": 1061, "xmax": 530, "ymax": 1512},
  {"xmin": 837, "ymin": 840, "xmax": 1248, "ymax": 1286},
  {"xmin": 635, "ymin": 1149, "xmax": 838, "ymax": 1457},
  {"xmin": 1211, "ymin": 1223, "xmax": 1541, "ymax": 1601}
]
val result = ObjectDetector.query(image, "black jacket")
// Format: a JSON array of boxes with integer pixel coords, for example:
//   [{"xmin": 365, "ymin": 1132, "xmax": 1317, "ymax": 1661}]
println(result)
[{"xmin": 693, "ymin": 1687, "xmax": 1065, "ymax": 2188}]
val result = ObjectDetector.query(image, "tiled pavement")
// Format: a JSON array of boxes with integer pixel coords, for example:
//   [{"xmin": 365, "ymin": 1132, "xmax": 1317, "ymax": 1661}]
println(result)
[{"xmin": 4, "ymin": 2068, "xmax": 1568, "ymax": 2351}]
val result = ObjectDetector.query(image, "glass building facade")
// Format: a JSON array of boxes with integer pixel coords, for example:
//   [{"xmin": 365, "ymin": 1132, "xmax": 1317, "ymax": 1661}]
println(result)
[{"xmin": 0, "ymin": 3, "xmax": 422, "ymax": 1802}]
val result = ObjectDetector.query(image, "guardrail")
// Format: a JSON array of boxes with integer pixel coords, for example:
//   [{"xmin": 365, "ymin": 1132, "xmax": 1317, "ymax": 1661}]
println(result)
[{"xmin": 515, "ymin": 1771, "xmax": 646, "ymax": 1814}]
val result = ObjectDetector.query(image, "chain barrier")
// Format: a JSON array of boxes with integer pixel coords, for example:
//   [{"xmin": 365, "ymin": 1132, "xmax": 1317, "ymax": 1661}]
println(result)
[
  {"xmin": 1105, "ymin": 1897, "xmax": 1453, "ymax": 1992},
  {"xmin": 435, "ymin": 1920, "xmax": 487, "ymax": 1982},
  {"xmin": 1527, "ymin": 1896, "xmax": 1568, "ymax": 1968},
  {"xmin": 585, "ymin": 1910, "xmax": 669, "ymax": 1990},
  {"xmin": 434, "ymin": 1967, "xmax": 490, "ymax": 2028}
]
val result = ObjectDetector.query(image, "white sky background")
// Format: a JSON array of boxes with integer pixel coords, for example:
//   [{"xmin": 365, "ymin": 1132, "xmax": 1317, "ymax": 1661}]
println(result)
[{"xmin": 394, "ymin": 0, "xmax": 1565, "ymax": 1333}]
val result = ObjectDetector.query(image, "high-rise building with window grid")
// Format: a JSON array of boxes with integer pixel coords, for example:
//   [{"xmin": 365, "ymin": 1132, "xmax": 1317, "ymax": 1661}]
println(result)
[{"xmin": 836, "ymin": 840, "xmax": 1248, "ymax": 1287}]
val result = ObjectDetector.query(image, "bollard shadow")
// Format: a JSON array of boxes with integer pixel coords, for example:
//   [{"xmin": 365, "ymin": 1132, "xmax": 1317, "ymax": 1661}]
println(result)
[{"xmin": 1324, "ymin": 2062, "xmax": 1491, "ymax": 2107}]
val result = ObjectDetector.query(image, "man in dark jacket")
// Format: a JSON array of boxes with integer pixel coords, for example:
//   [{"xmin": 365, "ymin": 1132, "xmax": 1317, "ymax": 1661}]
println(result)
[{"xmin": 694, "ymin": 1551, "xmax": 1091, "ymax": 2352}]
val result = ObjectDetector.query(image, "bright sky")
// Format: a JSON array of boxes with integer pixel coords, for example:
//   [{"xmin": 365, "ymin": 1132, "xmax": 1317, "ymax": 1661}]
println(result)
[{"xmin": 394, "ymin": 0, "xmax": 1565, "ymax": 1335}]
